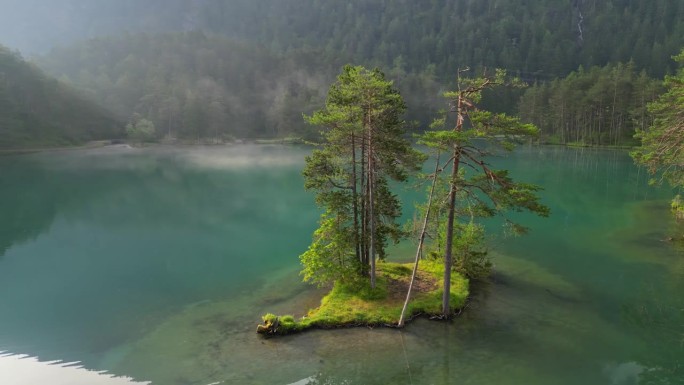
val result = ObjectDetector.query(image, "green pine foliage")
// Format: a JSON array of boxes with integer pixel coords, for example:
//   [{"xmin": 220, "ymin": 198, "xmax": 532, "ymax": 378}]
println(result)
[
  {"xmin": 299, "ymin": 211, "xmax": 358, "ymax": 287},
  {"xmin": 632, "ymin": 49, "xmax": 684, "ymax": 215},
  {"xmin": 300, "ymin": 65, "xmax": 425, "ymax": 288},
  {"xmin": 419, "ymin": 69, "xmax": 550, "ymax": 314}
]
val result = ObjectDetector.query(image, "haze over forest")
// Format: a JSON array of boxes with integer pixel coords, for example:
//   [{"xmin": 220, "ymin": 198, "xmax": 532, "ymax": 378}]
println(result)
[{"xmin": 0, "ymin": 0, "xmax": 683, "ymax": 148}]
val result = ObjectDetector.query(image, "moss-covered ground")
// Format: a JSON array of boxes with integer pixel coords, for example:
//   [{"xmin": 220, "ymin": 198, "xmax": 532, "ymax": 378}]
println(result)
[{"xmin": 257, "ymin": 260, "xmax": 469, "ymax": 335}]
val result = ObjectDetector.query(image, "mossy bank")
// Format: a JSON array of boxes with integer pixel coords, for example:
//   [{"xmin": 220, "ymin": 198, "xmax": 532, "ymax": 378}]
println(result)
[{"xmin": 256, "ymin": 260, "xmax": 469, "ymax": 336}]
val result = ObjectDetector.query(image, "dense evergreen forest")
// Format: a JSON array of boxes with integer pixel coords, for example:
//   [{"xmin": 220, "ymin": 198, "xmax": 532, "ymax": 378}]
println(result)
[
  {"xmin": 519, "ymin": 63, "xmax": 664, "ymax": 146},
  {"xmin": 1, "ymin": 0, "xmax": 683, "ymax": 145},
  {"xmin": 4, "ymin": 0, "xmax": 684, "ymax": 77},
  {"xmin": 36, "ymin": 32, "xmax": 445, "ymax": 141},
  {"xmin": 37, "ymin": 34, "xmax": 334, "ymax": 141},
  {"xmin": 0, "ymin": 45, "xmax": 121, "ymax": 149}
]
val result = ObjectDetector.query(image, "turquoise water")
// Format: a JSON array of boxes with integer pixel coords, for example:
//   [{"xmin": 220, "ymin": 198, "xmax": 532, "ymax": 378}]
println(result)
[{"xmin": 0, "ymin": 145, "xmax": 682, "ymax": 384}]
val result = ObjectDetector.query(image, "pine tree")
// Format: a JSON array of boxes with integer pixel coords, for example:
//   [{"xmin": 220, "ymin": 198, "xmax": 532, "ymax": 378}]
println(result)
[
  {"xmin": 632, "ymin": 49, "xmax": 684, "ymax": 218},
  {"xmin": 300, "ymin": 65, "xmax": 424, "ymax": 288},
  {"xmin": 420, "ymin": 68, "xmax": 550, "ymax": 317}
]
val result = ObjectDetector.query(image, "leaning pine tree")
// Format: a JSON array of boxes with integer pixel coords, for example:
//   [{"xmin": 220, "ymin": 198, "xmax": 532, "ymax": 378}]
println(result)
[
  {"xmin": 403, "ymin": 68, "xmax": 550, "ymax": 320},
  {"xmin": 300, "ymin": 65, "xmax": 424, "ymax": 289}
]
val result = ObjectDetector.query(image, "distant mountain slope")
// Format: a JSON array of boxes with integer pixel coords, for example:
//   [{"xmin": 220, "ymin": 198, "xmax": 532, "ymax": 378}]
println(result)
[
  {"xmin": 35, "ymin": 33, "xmax": 351, "ymax": 140},
  {"xmin": 9, "ymin": 0, "xmax": 683, "ymax": 140},
  {"xmin": 2, "ymin": 0, "xmax": 683, "ymax": 78},
  {"xmin": 36, "ymin": 32, "xmax": 448, "ymax": 140},
  {"xmin": 0, "ymin": 45, "xmax": 122, "ymax": 149}
]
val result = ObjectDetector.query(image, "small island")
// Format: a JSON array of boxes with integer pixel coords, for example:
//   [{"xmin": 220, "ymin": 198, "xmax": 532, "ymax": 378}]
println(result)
[
  {"xmin": 257, "ymin": 260, "xmax": 469, "ymax": 335},
  {"xmin": 256, "ymin": 66, "xmax": 549, "ymax": 336}
]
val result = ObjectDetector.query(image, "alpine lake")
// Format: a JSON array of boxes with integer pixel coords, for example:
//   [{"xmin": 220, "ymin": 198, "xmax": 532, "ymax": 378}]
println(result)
[{"xmin": 0, "ymin": 144, "xmax": 682, "ymax": 385}]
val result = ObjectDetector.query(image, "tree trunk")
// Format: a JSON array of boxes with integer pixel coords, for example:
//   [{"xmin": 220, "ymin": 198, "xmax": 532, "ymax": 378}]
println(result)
[
  {"xmin": 399, "ymin": 152, "xmax": 441, "ymax": 327},
  {"xmin": 360, "ymin": 139, "xmax": 368, "ymax": 269},
  {"xmin": 368, "ymin": 122, "xmax": 376, "ymax": 289},
  {"xmin": 443, "ymin": 95, "xmax": 463, "ymax": 317},
  {"xmin": 351, "ymin": 132, "xmax": 361, "ymax": 265},
  {"xmin": 442, "ymin": 149, "xmax": 460, "ymax": 317}
]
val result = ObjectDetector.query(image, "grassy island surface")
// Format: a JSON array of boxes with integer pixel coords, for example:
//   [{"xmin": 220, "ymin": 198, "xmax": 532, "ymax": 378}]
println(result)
[{"xmin": 256, "ymin": 260, "xmax": 469, "ymax": 336}]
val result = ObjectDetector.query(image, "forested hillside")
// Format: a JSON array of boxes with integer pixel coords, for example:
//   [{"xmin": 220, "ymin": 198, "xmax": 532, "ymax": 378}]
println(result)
[
  {"xmin": 217, "ymin": 0, "xmax": 684, "ymax": 79},
  {"xmin": 519, "ymin": 63, "xmax": 663, "ymax": 146},
  {"xmin": 0, "ymin": 45, "xmax": 122, "ymax": 149},
  {"xmin": 4, "ymin": 0, "xmax": 684, "ymax": 143},
  {"xmin": 37, "ymin": 33, "xmax": 445, "ymax": 140},
  {"xmin": 5, "ymin": 0, "xmax": 684, "ymax": 78},
  {"xmin": 37, "ymin": 34, "xmax": 337, "ymax": 140}
]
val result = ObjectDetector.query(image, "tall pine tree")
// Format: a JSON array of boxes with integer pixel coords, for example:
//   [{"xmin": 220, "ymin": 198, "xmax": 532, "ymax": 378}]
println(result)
[
  {"xmin": 421, "ymin": 69, "xmax": 550, "ymax": 316},
  {"xmin": 632, "ymin": 49, "xmax": 684, "ymax": 218},
  {"xmin": 300, "ymin": 65, "xmax": 424, "ymax": 288}
]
